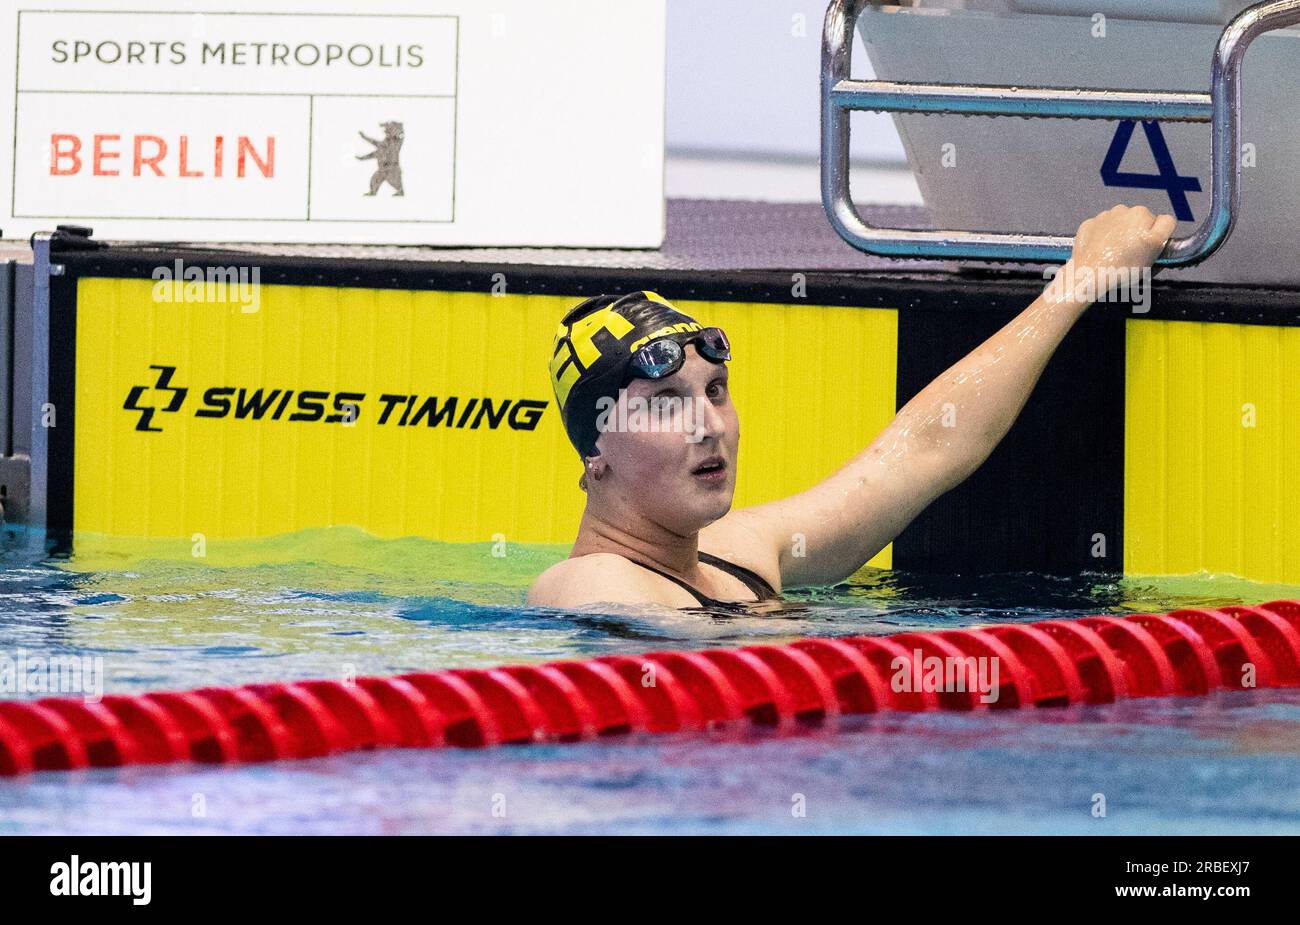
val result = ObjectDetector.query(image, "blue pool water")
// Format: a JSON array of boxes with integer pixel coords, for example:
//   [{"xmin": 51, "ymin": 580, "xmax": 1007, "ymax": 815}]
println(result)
[{"xmin": 3, "ymin": 526, "xmax": 1300, "ymax": 835}]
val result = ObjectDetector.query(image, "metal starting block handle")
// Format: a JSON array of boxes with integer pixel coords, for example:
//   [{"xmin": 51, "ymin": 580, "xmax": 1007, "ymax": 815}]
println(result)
[{"xmin": 820, "ymin": 0, "xmax": 1300, "ymax": 264}]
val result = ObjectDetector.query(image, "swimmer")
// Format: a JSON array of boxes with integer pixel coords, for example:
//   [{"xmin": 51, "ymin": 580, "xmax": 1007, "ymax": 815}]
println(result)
[{"xmin": 528, "ymin": 205, "xmax": 1176, "ymax": 611}]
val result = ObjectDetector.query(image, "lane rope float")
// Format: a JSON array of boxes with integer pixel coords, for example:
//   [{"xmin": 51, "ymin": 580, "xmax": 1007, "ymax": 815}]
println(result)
[{"xmin": 3, "ymin": 600, "xmax": 1299, "ymax": 775}]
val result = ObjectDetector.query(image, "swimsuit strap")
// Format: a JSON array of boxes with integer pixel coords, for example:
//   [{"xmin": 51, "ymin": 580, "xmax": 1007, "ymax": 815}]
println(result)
[
  {"xmin": 697, "ymin": 552, "xmax": 779, "ymax": 602},
  {"xmin": 627, "ymin": 552, "xmax": 779, "ymax": 609},
  {"xmin": 628, "ymin": 559, "xmax": 718, "ymax": 609}
]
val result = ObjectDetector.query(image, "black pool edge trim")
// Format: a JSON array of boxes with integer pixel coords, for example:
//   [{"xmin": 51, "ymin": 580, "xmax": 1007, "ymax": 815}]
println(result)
[{"xmin": 52, "ymin": 243, "xmax": 1300, "ymax": 327}]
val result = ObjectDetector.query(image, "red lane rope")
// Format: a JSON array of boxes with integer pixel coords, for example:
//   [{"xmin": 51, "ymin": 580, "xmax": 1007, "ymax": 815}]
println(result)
[{"xmin": 4, "ymin": 601, "xmax": 1300, "ymax": 776}]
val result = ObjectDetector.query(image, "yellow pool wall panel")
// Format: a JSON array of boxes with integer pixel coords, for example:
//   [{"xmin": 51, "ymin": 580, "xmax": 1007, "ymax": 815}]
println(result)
[
  {"xmin": 72, "ymin": 278, "xmax": 898, "ymax": 565},
  {"xmin": 1125, "ymin": 317, "xmax": 1300, "ymax": 583}
]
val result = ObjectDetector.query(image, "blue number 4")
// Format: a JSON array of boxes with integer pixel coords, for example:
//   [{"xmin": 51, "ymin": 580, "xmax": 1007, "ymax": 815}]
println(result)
[{"xmin": 1099, "ymin": 120, "xmax": 1200, "ymax": 222}]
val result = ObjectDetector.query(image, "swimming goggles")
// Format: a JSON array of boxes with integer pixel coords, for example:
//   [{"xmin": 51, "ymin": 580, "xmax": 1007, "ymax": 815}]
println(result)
[{"xmin": 626, "ymin": 328, "xmax": 731, "ymax": 381}]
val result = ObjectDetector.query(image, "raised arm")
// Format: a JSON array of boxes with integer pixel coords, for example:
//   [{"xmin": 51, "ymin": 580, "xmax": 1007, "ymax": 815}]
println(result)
[{"xmin": 726, "ymin": 205, "xmax": 1176, "ymax": 587}]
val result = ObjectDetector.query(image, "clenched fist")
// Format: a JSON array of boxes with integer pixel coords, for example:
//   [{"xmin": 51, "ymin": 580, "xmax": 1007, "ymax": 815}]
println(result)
[{"xmin": 1070, "ymin": 204, "xmax": 1176, "ymax": 275}]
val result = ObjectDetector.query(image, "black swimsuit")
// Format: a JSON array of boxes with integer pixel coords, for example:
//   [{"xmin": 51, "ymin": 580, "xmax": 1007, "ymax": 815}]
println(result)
[{"xmin": 630, "ymin": 551, "xmax": 780, "ymax": 613}]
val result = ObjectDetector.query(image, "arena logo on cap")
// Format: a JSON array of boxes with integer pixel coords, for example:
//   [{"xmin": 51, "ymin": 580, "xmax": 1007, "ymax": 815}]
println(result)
[{"xmin": 628, "ymin": 321, "xmax": 703, "ymax": 354}]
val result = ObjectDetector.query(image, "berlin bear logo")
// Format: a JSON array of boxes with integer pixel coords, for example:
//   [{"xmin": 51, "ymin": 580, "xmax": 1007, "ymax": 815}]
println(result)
[{"xmin": 356, "ymin": 121, "xmax": 405, "ymax": 196}]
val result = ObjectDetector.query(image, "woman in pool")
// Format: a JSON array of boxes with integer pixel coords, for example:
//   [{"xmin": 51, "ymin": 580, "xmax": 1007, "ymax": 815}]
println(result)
[{"xmin": 528, "ymin": 205, "xmax": 1176, "ymax": 611}]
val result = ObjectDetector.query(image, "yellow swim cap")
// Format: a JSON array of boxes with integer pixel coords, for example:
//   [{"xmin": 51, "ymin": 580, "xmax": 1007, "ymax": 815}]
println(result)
[{"xmin": 548, "ymin": 291, "xmax": 707, "ymax": 458}]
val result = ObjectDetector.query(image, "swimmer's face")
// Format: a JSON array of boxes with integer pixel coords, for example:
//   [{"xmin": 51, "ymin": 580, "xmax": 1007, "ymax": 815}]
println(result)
[{"xmin": 594, "ymin": 345, "xmax": 738, "ymax": 533}]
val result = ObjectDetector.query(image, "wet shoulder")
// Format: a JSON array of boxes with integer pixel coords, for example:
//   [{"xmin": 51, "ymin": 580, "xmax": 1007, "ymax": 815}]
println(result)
[
  {"xmin": 527, "ymin": 554, "xmax": 681, "ymax": 608},
  {"xmin": 698, "ymin": 514, "xmax": 783, "ymax": 595}
]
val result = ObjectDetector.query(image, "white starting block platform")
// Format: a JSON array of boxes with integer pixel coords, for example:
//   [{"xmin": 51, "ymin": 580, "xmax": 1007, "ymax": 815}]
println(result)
[{"xmin": 842, "ymin": 0, "xmax": 1300, "ymax": 286}]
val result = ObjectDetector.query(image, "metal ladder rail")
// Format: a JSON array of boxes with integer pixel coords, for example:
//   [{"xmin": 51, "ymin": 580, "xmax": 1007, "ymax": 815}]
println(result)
[{"xmin": 821, "ymin": 0, "xmax": 1300, "ymax": 264}]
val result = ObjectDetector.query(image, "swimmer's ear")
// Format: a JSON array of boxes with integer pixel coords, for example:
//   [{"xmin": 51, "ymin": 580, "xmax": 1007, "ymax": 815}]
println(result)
[{"xmin": 580, "ymin": 453, "xmax": 605, "ymax": 491}]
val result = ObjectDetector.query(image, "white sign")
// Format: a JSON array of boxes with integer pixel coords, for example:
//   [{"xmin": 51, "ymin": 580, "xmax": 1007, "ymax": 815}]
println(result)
[{"xmin": 0, "ymin": 0, "xmax": 666, "ymax": 245}]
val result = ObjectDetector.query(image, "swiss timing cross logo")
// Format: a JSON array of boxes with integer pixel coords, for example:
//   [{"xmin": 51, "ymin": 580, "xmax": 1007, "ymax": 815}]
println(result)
[{"xmin": 123, "ymin": 365, "xmax": 188, "ymax": 432}]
